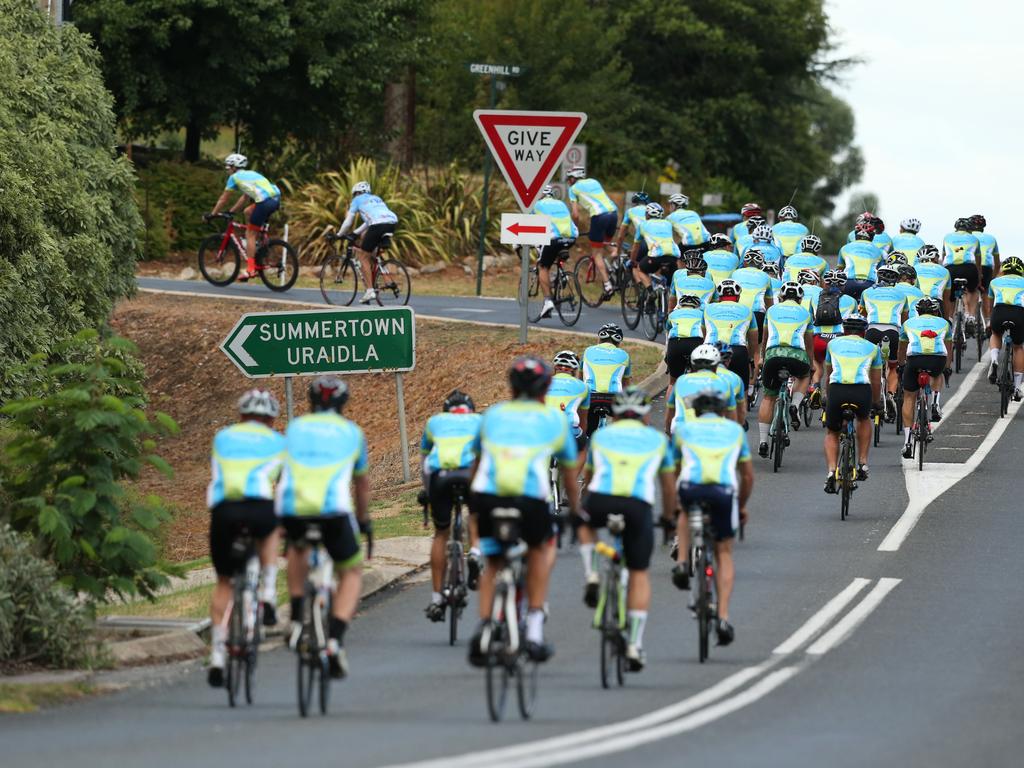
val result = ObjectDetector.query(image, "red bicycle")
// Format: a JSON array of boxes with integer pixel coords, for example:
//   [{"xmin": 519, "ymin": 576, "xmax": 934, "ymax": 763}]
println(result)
[{"xmin": 198, "ymin": 212, "xmax": 299, "ymax": 291}]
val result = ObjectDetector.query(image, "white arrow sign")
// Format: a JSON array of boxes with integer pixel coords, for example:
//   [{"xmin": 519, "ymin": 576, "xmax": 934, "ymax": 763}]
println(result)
[
  {"xmin": 500, "ymin": 213, "xmax": 552, "ymax": 247},
  {"xmin": 228, "ymin": 323, "xmax": 257, "ymax": 367}
]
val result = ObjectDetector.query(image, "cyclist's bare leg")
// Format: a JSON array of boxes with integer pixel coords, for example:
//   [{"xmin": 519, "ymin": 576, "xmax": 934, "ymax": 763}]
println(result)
[
  {"xmin": 355, "ymin": 246, "xmax": 375, "ymax": 288},
  {"xmin": 286, "ymin": 547, "xmax": 308, "ymax": 607},
  {"xmin": 243, "ymin": 204, "xmax": 258, "ymax": 274},
  {"xmin": 627, "ymin": 569, "xmax": 650, "ymax": 611},
  {"xmin": 674, "ymin": 513, "xmax": 689, "ymax": 565},
  {"xmin": 210, "ymin": 576, "xmax": 232, "ymax": 627},
  {"xmin": 713, "ymin": 540, "xmax": 735, "ymax": 621},
  {"xmin": 538, "ymin": 265, "xmax": 553, "ymax": 299},
  {"xmin": 824, "ymin": 429, "xmax": 839, "ymax": 472},
  {"xmin": 333, "ymin": 565, "xmax": 362, "ymax": 622},
  {"xmin": 633, "ymin": 265, "xmax": 651, "ymax": 289},
  {"xmin": 757, "ymin": 394, "xmax": 777, "ymax": 428},
  {"xmin": 965, "ymin": 288, "xmax": 980, "ymax": 322},
  {"xmin": 595, "ymin": 244, "xmax": 612, "ymax": 285},
  {"xmin": 430, "ymin": 527, "xmax": 448, "ymax": 593},
  {"xmin": 477, "ymin": 558, "xmax": 501, "ymax": 621},
  {"xmin": 792, "ymin": 375, "xmax": 810, "ymax": 397},
  {"xmin": 900, "ymin": 390, "xmax": 915, "ymax": 432},
  {"xmin": 526, "ymin": 542, "xmax": 554, "ymax": 612},
  {"xmin": 856, "ymin": 416, "xmax": 871, "ymax": 464},
  {"xmin": 468, "ymin": 514, "xmax": 480, "ymax": 554},
  {"xmin": 885, "ymin": 364, "xmax": 899, "ymax": 395}
]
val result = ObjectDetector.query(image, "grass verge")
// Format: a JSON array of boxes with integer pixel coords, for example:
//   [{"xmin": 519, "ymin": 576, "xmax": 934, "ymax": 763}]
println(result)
[{"xmin": 0, "ymin": 682, "xmax": 100, "ymax": 714}]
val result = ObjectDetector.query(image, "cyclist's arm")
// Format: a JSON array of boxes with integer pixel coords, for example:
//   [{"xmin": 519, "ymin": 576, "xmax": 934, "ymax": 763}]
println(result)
[
  {"xmin": 659, "ymin": 471, "xmax": 678, "ymax": 522},
  {"xmin": 737, "ymin": 459, "xmax": 754, "ymax": 516},
  {"xmin": 747, "ymin": 327, "xmax": 760, "ymax": 367},
  {"xmin": 571, "ymin": 201, "xmax": 581, "ymax": 224},
  {"xmin": 210, "ymin": 189, "xmax": 233, "ymax": 215},
  {"xmin": 664, "ymin": 393, "xmax": 675, "ymax": 435},
  {"xmin": 337, "ymin": 210, "xmax": 357, "ymax": 236},
  {"xmin": 577, "ymin": 406, "xmax": 589, "ymax": 432},
  {"xmin": 869, "ymin": 366, "xmax": 882, "ymax": 406},
  {"xmin": 897, "ymin": 340, "xmax": 908, "ymax": 365},
  {"xmin": 823, "ymin": 361, "xmax": 832, "ymax": 400},
  {"xmin": 354, "ymin": 474, "xmax": 370, "ymax": 524},
  {"xmin": 354, "ymin": 222, "xmax": 369, "ymax": 236}
]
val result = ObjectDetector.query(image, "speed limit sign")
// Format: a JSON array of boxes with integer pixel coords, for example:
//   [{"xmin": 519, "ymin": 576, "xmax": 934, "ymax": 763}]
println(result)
[{"xmin": 560, "ymin": 144, "xmax": 587, "ymax": 180}]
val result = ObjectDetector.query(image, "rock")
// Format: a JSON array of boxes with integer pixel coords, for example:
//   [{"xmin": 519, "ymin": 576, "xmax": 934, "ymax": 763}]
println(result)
[
  {"xmin": 420, "ymin": 261, "xmax": 447, "ymax": 274},
  {"xmin": 495, "ymin": 253, "xmax": 518, "ymax": 268},
  {"xmin": 482, "ymin": 255, "xmax": 499, "ymax": 271},
  {"xmin": 462, "ymin": 265, "xmax": 473, "ymax": 275},
  {"xmin": 301, "ymin": 265, "xmax": 321, "ymax": 278},
  {"xmin": 177, "ymin": 266, "xmax": 197, "ymax": 281},
  {"xmin": 405, "ymin": 267, "xmax": 420, "ymax": 277}
]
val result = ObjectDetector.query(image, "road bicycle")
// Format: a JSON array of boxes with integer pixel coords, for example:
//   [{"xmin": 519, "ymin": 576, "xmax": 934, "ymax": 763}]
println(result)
[
  {"xmin": 835, "ymin": 406, "xmax": 859, "ymax": 521},
  {"xmin": 577, "ymin": 242, "xmax": 632, "ymax": 308},
  {"xmin": 996, "ymin": 321, "xmax": 1016, "ymax": 417},
  {"xmin": 480, "ymin": 507, "xmax": 538, "ymax": 722},
  {"xmin": 319, "ymin": 232, "xmax": 410, "ymax": 306},
  {"xmin": 686, "ymin": 502, "xmax": 717, "ymax": 663},
  {"xmin": 906, "ymin": 369, "xmax": 934, "ymax": 471},
  {"xmin": 639, "ymin": 270, "xmax": 673, "ymax": 341},
  {"xmin": 293, "ymin": 524, "xmax": 334, "ymax": 717},
  {"xmin": 522, "ymin": 240, "xmax": 582, "ymax": 326},
  {"xmin": 593, "ymin": 514, "xmax": 627, "ymax": 689},
  {"xmin": 974, "ymin": 291, "xmax": 985, "ymax": 362},
  {"xmin": 422, "ymin": 482, "xmax": 471, "ymax": 645},
  {"xmin": 223, "ymin": 527, "xmax": 263, "ymax": 708},
  {"xmin": 199, "ymin": 212, "xmax": 299, "ymax": 291},
  {"xmin": 768, "ymin": 367, "xmax": 794, "ymax": 473},
  {"xmin": 950, "ymin": 278, "xmax": 969, "ymax": 373},
  {"xmin": 894, "ymin": 371, "xmax": 905, "ymax": 435}
]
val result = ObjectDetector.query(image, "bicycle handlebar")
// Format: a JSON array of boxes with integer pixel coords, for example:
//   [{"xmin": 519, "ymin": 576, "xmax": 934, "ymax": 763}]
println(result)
[{"xmin": 203, "ymin": 212, "xmax": 234, "ymax": 221}]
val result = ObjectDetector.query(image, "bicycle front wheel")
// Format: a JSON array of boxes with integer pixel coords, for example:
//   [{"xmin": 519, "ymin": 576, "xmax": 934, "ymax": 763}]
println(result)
[
  {"xmin": 198, "ymin": 235, "xmax": 241, "ymax": 286},
  {"xmin": 516, "ymin": 659, "xmax": 539, "ymax": 719},
  {"xmin": 621, "ymin": 280, "xmax": 642, "ymax": 329},
  {"xmin": 574, "ymin": 256, "xmax": 604, "ymax": 308},
  {"xmin": 320, "ymin": 256, "xmax": 358, "ymax": 306},
  {"xmin": 447, "ymin": 547, "xmax": 462, "ymax": 646},
  {"xmin": 258, "ymin": 239, "xmax": 299, "ymax": 291},
  {"xmin": 297, "ymin": 651, "xmax": 315, "ymax": 717},
  {"xmin": 641, "ymin": 292, "xmax": 660, "ymax": 341},
  {"xmin": 526, "ymin": 267, "xmax": 546, "ymax": 322},
  {"xmin": 374, "ymin": 259, "xmax": 411, "ymax": 305},
  {"xmin": 556, "ymin": 271, "xmax": 583, "ymax": 326},
  {"xmin": 318, "ymin": 653, "xmax": 331, "ymax": 715},
  {"xmin": 917, "ymin": 396, "xmax": 928, "ymax": 471},
  {"xmin": 697, "ymin": 574, "xmax": 711, "ymax": 663}
]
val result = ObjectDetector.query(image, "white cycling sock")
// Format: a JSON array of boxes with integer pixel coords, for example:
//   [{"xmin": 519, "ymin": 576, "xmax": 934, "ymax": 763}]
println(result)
[
  {"xmin": 991, "ymin": 348, "xmax": 1000, "ymax": 365},
  {"xmin": 430, "ymin": 591, "xmax": 443, "ymax": 605},
  {"xmin": 211, "ymin": 625, "xmax": 227, "ymax": 667},
  {"xmin": 261, "ymin": 565, "xmax": 278, "ymax": 604},
  {"xmin": 469, "ymin": 546, "xmax": 481, "ymax": 558},
  {"xmin": 1014, "ymin": 373, "xmax": 1024, "ymax": 389},
  {"xmin": 933, "ymin": 392, "xmax": 941, "ymax": 406},
  {"xmin": 792, "ymin": 391, "xmax": 805, "ymax": 409},
  {"xmin": 758, "ymin": 422, "xmax": 770, "ymax": 443},
  {"xmin": 579, "ymin": 543, "xmax": 595, "ymax": 578},
  {"xmin": 526, "ymin": 609, "xmax": 546, "ymax": 644},
  {"xmin": 903, "ymin": 427, "xmax": 911, "ymax": 444},
  {"xmin": 627, "ymin": 610, "xmax": 648, "ymax": 647}
]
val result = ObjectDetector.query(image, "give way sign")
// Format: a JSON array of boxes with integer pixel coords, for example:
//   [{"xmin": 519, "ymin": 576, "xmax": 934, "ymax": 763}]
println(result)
[{"xmin": 473, "ymin": 110, "xmax": 587, "ymax": 212}]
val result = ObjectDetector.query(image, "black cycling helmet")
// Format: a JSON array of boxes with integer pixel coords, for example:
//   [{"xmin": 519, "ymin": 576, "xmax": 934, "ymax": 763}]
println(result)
[
  {"xmin": 954, "ymin": 217, "xmax": 972, "ymax": 232},
  {"xmin": 887, "ymin": 251, "xmax": 909, "ymax": 265},
  {"xmin": 898, "ymin": 264, "xmax": 917, "ymax": 282},
  {"xmin": 631, "ymin": 191, "xmax": 651, "ymax": 205},
  {"xmin": 685, "ymin": 254, "xmax": 708, "ymax": 273},
  {"xmin": 875, "ymin": 264, "xmax": 900, "ymax": 286},
  {"xmin": 842, "ymin": 313, "xmax": 868, "ymax": 335},
  {"xmin": 611, "ymin": 386, "xmax": 652, "ymax": 418},
  {"xmin": 1001, "ymin": 256, "xmax": 1024, "ymax": 276},
  {"xmin": 598, "ymin": 323, "xmax": 624, "ymax": 344},
  {"xmin": 687, "ymin": 388, "xmax": 727, "ymax": 418},
  {"xmin": 443, "ymin": 389, "xmax": 475, "ymax": 413},
  {"xmin": 309, "ymin": 376, "xmax": 349, "ymax": 413},
  {"xmin": 676, "ymin": 293, "xmax": 703, "ymax": 309},
  {"xmin": 508, "ymin": 356, "xmax": 552, "ymax": 398},
  {"xmin": 915, "ymin": 297, "xmax": 942, "ymax": 317},
  {"xmin": 970, "ymin": 213, "xmax": 987, "ymax": 231}
]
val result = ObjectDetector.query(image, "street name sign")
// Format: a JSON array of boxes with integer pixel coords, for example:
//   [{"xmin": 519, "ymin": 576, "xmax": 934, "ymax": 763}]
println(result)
[
  {"xmin": 473, "ymin": 110, "xmax": 587, "ymax": 212},
  {"xmin": 221, "ymin": 307, "xmax": 415, "ymax": 378},
  {"xmin": 500, "ymin": 213, "xmax": 551, "ymax": 247},
  {"xmin": 468, "ymin": 63, "xmax": 523, "ymax": 77}
]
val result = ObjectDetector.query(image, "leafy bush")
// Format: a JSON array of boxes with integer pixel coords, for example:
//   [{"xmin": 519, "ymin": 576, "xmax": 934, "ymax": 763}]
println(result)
[
  {"xmin": 0, "ymin": 523, "xmax": 91, "ymax": 668},
  {"xmin": 0, "ymin": 330, "xmax": 178, "ymax": 602},
  {"xmin": 0, "ymin": 0, "xmax": 142, "ymax": 401},
  {"xmin": 135, "ymin": 160, "xmax": 228, "ymax": 259}
]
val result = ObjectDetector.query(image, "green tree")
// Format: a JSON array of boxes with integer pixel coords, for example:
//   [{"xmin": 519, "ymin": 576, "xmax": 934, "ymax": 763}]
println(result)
[{"xmin": 821, "ymin": 191, "xmax": 879, "ymax": 254}]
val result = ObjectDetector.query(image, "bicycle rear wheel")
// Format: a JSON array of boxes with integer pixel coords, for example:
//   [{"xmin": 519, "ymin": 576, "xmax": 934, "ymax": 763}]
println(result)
[
  {"xmin": 516, "ymin": 659, "xmax": 539, "ymax": 719},
  {"xmin": 447, "ymin": 546, "xmax": 462, "ymax": 646},
  {"xmin": 374, "ymin": 259, "xmax": 411, "ymax": 305},
  {"xmin": 257, "ymin": 239, "xmax": 299, "ymax": 292},
  {"xmin": 771, "ymin": 404, "xmax": 785, "ymax": 473},
  {"xmin": 599, "ymin": 582, "xmax": 616, "ymax": 690},
  {"xmin": 917, "ymin": 396, "xmax": 928, "ymax": 471},
  {"xmin": 297, "ymin": 650, "xmax": 315, "ymax": 717},
  {"xmin": 976, "ymin": 306, "xmax": 986, "ymax": 361},
  {"xmin": 873, "ymin": 412, "xmax": 880, "ymax": 447},
  {"xmin": 317, "ymin": 654, "xmax": 331, "ymax": 715},
  {"xmin": 319, "ymin": 256, "xmax": 358, "ymax": 306},
  {"xmin": 641, "ymin": 291, "xmax": 660, "ymax": 341},
  {"xmin": 198, "ymin": 235, "xmax": 241, "ymax": 286},
  {"xmin": 574, "ymin": 256, "xmax": 604, "ymax": 308},
  {"xmin": 621, "ymin": 280, "xmax": 642, "ymax": 329},
  {"xmin": 486, "ymin": 652, "xmax": 510, "ymax": 722},
  {"xmin": 838, "ymin": 438, "xmax": 850, "ymax": 521},
  {"xmin": 556, "ymin": 271, "xmax": 583, "ymax": 326},
  {"xmin": 526, "ymin": 267, "xmax": 546, "ymax": 322},
  {"xmin": 999, "ymin": 345, "xmax": 1011, "ymax": 417},
  {"xmin": 697, "ymin": 575, "xmax": 711, "ymax": 664}
]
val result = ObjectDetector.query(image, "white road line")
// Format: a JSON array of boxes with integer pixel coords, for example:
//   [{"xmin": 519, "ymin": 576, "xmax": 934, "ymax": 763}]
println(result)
[
  {"xmin": 806, "ymin": 578, "xmax": 901, "ymax": 655},
  {"xmin": 772, "ymin": 578, "xmax": 871, "ymax": 655},
  {"xmin": 931, "ymin": 360, "xmax": 985, "ymax": 434},
  {"xmin": 447, "ymin": 308, "xmax": 493, "ymax": 313}
]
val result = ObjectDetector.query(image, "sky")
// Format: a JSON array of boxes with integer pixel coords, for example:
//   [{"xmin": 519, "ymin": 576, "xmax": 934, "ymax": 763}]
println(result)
[{"xmin": 827, "ymin": 0, "xmax": 1023, "ymax": 253}]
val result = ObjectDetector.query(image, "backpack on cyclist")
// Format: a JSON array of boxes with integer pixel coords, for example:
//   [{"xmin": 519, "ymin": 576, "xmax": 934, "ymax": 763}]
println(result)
[{"xmin": 814, "ymin": 292, "xmax": 843, "ymax": 326}]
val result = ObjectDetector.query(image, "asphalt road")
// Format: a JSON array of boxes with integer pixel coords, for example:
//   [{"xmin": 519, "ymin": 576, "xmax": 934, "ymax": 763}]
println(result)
[{"xmin": 5, "ymin": 282, "xmax": 1022, "ymax": 767}]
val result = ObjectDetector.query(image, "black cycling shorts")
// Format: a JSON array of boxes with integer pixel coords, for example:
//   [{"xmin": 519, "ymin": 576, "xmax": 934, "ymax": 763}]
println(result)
[
  {"xmin": 360, "ymin": 222, "xmax": 397, "ymax": 254},
  {"xmin": 587, "ymin": 212, "xmax": 618, "ymax": 245},
  {"xmin": 865, "ymin": 327, "xmax": 899, "ymax": 365},
  {"xmin": 946, "ymin": 263, "xmax": 980, "ymax": 294},
  {"xmin": 824, "ymin": 383, "xmax": 873, "ymax": 432},
  {"xmin": 726, "ymin": 345, "xmax": 751, "ymax": 392},
  {"xmin": 580, "ymin": 492, "xmax": 655, "ymax": 571},
  {"xmin": 586, "ymin": 393, "xmax": 614, "ymax": 437},
  {"xmin": 428, "ymin": 468, "xmax": 472, "ymax": 530},
  {"xmin": 762, "ymin": 351, "xmax": 810, "ymax": 396},
  {"xmin": 538, "ymin": 238, "xmax": 576, "ymax": 269},
  {"xmin": 640, "ymin": 253, "xmax": 677, "ymax": 276},
  {"xmin": 753, "ymin": 311, "xmax": 766, "ymax": 344},
  {"xmin": 665, "ymin": 336, "xmax": 703, "ymax": 378},
  {"xmin": 677, "ymin": 483, "xmax": 738, "ymax": 541},
  {"xmin": 842, "ymin": 279, "xmax": 874, "ymax": 301},
  {"xmin": 981, "ymin": 265, "xmax": 994, "ymax": 291},
  {"xmin": 472, "ymin": 493, "xmax": 554, "ymax": 555},
  {"xmin": 209, "ymin": 500, "xmax": 278, "ymax": 577},
  {"xmin": 990, "ymin": 305, "xmax": 1024, "ymax": 345},
  {"xmin": 902, "ymin": 354, "xmax": 946, "ymax": 392},
  {"xmin": 280, "ymin": 515, "xmax": 362, "ymax": 568}
]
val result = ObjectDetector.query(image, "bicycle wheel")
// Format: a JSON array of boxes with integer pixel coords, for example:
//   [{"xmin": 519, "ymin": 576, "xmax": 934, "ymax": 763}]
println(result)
[
  {"xmin": 976, "ymin": 307, "xmax": 986, "ymax": 361},
  {"xmin": 319, "ymin": 256, "xmax": 358, "ymax": 306},
  {"xmin": 895, "ymin": 387, "xmax": 904, "ymax": 434},
  {"xmin": 374, "ymin": 259, "xmax": 411, "ymax": 305},
  {"xmin": 526, "ymin": 267, "xmax": 546, "ymax": 322},
  {"xmin": 917, "ymin": 396, "xmax": 928, "ymax": 471},
  {"xmin": 257, "ymin": 239, "xmax": 299, "ymax": 292},
  {"xmin": 297, "ymin": 648, "xmax": 315, "ymax": 717},
  {"xmin": 574, "ymin": 256, "xmax": 604, "ymax": 308},
  {"xmin": 802, "ymin": 401, "xmax": 811, "ymax": 428},
  {"xmin": 771, "ymin": 403, "xmax": 785, "ymax": 473},
  {"xmin": 599, "ymin": 581, "xmax": 616, "ymax": 690},
  {"xmin": 556, "ymin": 271, "xmax": 583, "ymax": 326},
  {"xmin": 516, "ymin": 658, "xmax": 539, "ymax": 719},
  {"xmin": 641, "ymin": 291, "xmax": 660, "ymax": 341},
  {"xmin": 244, "ymin": 647, "xmax": 257, "ymax": 705},
  {"xmin": 621, "ymin": 280, "xmax": 642, "ymax": 329},
  {"xmin": 485, "ymin": 640, "xmax": 510, "ymax": 722},
  {"xmin": 873, "ymin": 412, "xmax": 880, "ymax": 447},
  {"xmin": 838, "ymin": 438, "xmax": 850, "ymax": 521},
  {"xmin": 999, "ymin": 344, "xmax": 1011, "ymax": 417},
  {"xmin": 697, "ymin": 569, "xmax": 710, "ymax": 664},
  {"xmin": 447, "ymin": 545, "xmax": 462, "ymax": 647},
  {"xmin": 198, "ymin": 235, "xmax": 241, "ymax": 286}
]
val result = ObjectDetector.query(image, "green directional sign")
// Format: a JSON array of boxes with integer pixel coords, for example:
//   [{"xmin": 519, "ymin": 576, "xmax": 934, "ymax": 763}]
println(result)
[{"xmin": 221, "ymin": 307, "xmax": 415, "ymax": 378}]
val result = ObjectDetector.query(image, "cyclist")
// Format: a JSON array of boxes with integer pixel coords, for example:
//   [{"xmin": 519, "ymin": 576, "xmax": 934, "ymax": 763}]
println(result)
[
  {"xmin": 808, "ymin": 270, "xmax": 859, "ymax": 407},
  {"xmin": 942, "ymin": 217, "xmax": 983, "ymax": 337},
  {"xmin": 894, "ymin": 264, "xmax": 926, "ymax": 319},
  {"xmin": 822, "ymin": 314, "xmax": 883, "ymax": 492},
  {"xmin": 783, "ymin": 235, "xmax": 828, "ymax": 282},
  {"xmin": 665, "ymin": 344, "xmax": 738, "ymax": 433},
  {"xmin": 986, "ymin": 256, "xmax": 1024, "ymax": 399},
  {"xmin": 206, "ymin": 389, "xmax": 285, "ymax": 688},
  {"xmin": 762, "ymin": 260, "xmax": 783, "ymax": 298},
  {"xmin": 420, "ymin": 390, "xmax": 483, "ymax": 623},
  {"xmin": 631, "ymin": 202, "xmax": 680, "ymax": 290},
  {"xmin": 772, "ymin": 205, "xmax": 810, "ymax": 258},
  {"xmin": 731, "ymin": 202, "xmax": 763, "ymax": 243},
  {"xmin": 703, "ymin": 233, "xmax": 740, "ymax": 286},
  {"xmin": 915, "ymin": 245, "xmax": 952, "ymax": 316},
  {"xmin": 531, "ymin": 185, "xmax": 579, "ymax": 319},
  {"xmin": 583, "ymin": 323, "xmax": 631, "ymax": 437},
  {"xmin": 734, "ymin": 213, "xmax": 767, "ymax": 256},
  {"xmin": 711, "ymin": 342, "xmax": 748, "ymax": 427},
  {"xmin": 672, "ymin": 252, "xmax": 715, "ymax": 307},
  {"xmin": 731, "ymin": 249, "xmax": 774, "ymax": 344},
  {"xmin": 839, "ymin": 220, "xmax": 883, "ymax": 300},
  {"xmin": 468, "ymin": 357, "xmax": 579, "ymax": 665},
  {"xmin": 209, "ymin": 153, "xmax": 282, "ymax": 282},
  {"xmin": 545, "ymin": 350, "xmax": 591, "ymax": 467},
  {"xmin": 860, "ymin": 264, "xmax": 908, "ymax": 419},
  {"xmin": 971, "ymin": 214, "xmax": 1000, "ymax": 324},
  {"xmin": 847, "ymin": 212, "xmax": 893, "ymax": 255},
  {"xmin": 757, "ymin": 281, "xmax": 813, "ymax": 457},
  {"xmin": 277, "ymin": 377, "xmax": 372, "ymax": 679},
  {"xmin": 666, "ymin": 192, "xmax": 710, "ymax": 246},
  {"xmin": 742, "ymin": 223, "xmax": 783, "ymax": 266},
  {"xmin": 665, "ymin": 294, "xmax": 706, "ymax": 386},
  {"xmin": 891, "ymin": 218, "xmax": 925, "ymax": 263},
  {"xmin": 898, "ymin": 297, "xmax": 951, "ymax": 455},
  {"xmin": 336, "ymin": 181, "xmax": 400, "ymax": 304},
  {"xmin": 704, "ymin": 279, "xmax": 759, "ymax": 396},
  {"xmin": 577, "ymin": 387, "xmax": 674, "ymax": 671},
  {"xmin": 670, "ymin": 389, "xmax": 753, "ymax": 647},
  {"xmin": 566, "ymin": 167, "xmax": 616, "ymax": 295},
  {"xmin": 613, "ymin": 191, "xmax": 649, "ymax": 249}
]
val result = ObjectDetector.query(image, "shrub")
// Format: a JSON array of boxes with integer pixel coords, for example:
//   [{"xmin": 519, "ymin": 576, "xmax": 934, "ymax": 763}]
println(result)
[
  {"xmin": 0, "ymin": 330, "xmax": 178, "ymax": 602},
  {"xmin": 136, "ymin": 160, "xmax": 226, "ymax": 260}
]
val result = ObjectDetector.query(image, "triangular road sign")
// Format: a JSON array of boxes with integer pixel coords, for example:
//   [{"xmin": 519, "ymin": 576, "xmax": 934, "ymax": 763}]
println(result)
[{"xmin": 474, "ymin": 110, "xmax": 587, "ymax": 212}]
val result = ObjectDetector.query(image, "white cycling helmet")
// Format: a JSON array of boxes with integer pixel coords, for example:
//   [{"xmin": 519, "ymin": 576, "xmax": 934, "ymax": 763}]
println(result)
[
  {"xmin": 566, "ymin": 166, "xmax": 586, "ymax": 180},
  {"xmin": 690, "ymin": 344, "xmax": 722, "ymax": 371},
  {"xmin": 916, "ymin": 244, "xmax": 940, "ymax": 263},
  {"xmin": 645, "ymin": 202, "xmax": 665, "ymax": 219},
  {"xmin": 752, "ymin": 223, "xmax": 773, "ymax": 241},
  {"xmin": 237, "ymin": 388, "xmax": 280, "ymax": 419},
  {"xmin": 778, "ymin": 205, "xmax": 798, "ymax": 222},
  {"xmin": 553, "ymin": 349, "xmax": 580, "ymax": 370},
  {"xmin": 540, "ymin": 184, "xmax": 555, "ymax": 198},
  {"xmin": 717, "ymin": 279, "xmax": 742, "ymax": 298},
  {"xmin": 351, "ymin": 181, "xmax": 371, "ymax": 196},
  {"xmin": 799, "ymin": 234, "xmax": 822, "ymax": 254},
  {"xmin": 668, "ymin": 192, "xmax": 690, "ymax": 208},
  {"xmin": 797, "ymin": 269, "xmax": 820, "ymax": 285},
  {"xmin": 224, "ymin": 153, "xmax": 247, "ymax": 170},
  {"xmin": 778, "ymin": 281, "xmax": 804, "ymax": 302},
  {"xmin": 900, "ymin": 217, "xmax": 922, "ymax": 234}
]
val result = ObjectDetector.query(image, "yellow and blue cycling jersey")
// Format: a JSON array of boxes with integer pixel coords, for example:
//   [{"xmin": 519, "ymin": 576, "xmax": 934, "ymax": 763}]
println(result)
[
  {"xmin": 973, "ymin": 231, "xmax": 999, "ymax": 268},
  {"xmin": 891, "ymin": 233, "xmax": 926, "ymax": 263},
  {"xmin": 207, "ymin": 422, "xmax": 285, "ymax": 508},
  {"xmin": 669, "ymin": 370, "xmax": 737, "ymax": 431},
  {"xmin": 734, "ymin": 232, "xmax": 753, "ymax": 257},
  {"xmin": 717, "ymin": 366, "xmax": 745, "ymax": 406},
  {"xmin": 847, "ymin": 230, "xmax": 893, "ymax": 255},
  {"xmin": 860, "ymin": 285, "xmax": 909, "ymax": 327},
  {"xmin": 545, "ymin": 372, "xmax": 591, "ymax": 433},
  {"xmin": 673, "ymin": 413, "xmax": 750, "ymax": 491},
  {"xmin": 226, "ymin": 170, "xmax": 280, "ymax": 203},
  {"xmin": 621, "ymin": 204, "xmax": 646, "ymax": 238},
  {"xmin": 532, "ymin": 197, "xmax": 578, "ymax": 239},
  {"xmin": 825, "ymin": 336, "xmax": 884, "ymax": 385},
  {"xmin": 810, "ymin": 292, "xmax": 858, "ymax": 335},
  {"xmin": 893, "ymin": 283, "xmax": 926, "ymax": 318},
  {"xmin": 703, "ymin": 249, "xmax": 740, "ymax": 286},
  {"xmin": 839, "ymin": 241, "xmax": 883, "ymax": 281},
  {"xmin": 942, "ymin": 232, "xmax": 981, "ymax": 266},
  {"xmin": 772, "ymin": 221, "xmax": 810, "ymax": 257},
  {"xmin": 276, "ymin": 413, "xmax": 369, "ymax": 518},
  {"xmin": 470, "ymin": 400, "xmax": 576, "ymax": 500},
  {"xmin": 730, "ymin": 267, "xmax": 773, "ymax": 312},
  {"xmin": 667, "ymin": 209, "xmax": 710, "ymax": 246},
  {"xmin": 568, "ymin": 178, "xmax": 616, "ymax": 216},
  {"xmin": 348, "ymin": 193, "xmax": 398, "ymax": 225},
  {"xmin": 765, "ymin": 300, "xmax": 811, "ymax": 350},
  {"xmin": 586, "ymin": 419, "xmax": 674, "ymax": 505},
  {"xmin": 638, "ymin": 218, "xmax": 680, "ymax": 258},
  {"xmin": 666, "ymin": 306, "xmax": 705, "ymax": 339},
  {"xmin": 672, "ymin": 272, "xmax": 715, "ymax": 306},
  {"xmin": 731, "ymin": 221, "xmax": 750, "ymax": 243},
  {"xmin": 783, "ymin": 253, "xmax": 828, "ymax": 282},
  {"xmin": 768, "ymin": 274, "xmax": 783, "ymax": 296},
  {"xmin": 738, "ymin": 239, "xmax": 783, "ymax": 265},
  {"xmin": 703, "ymin": 302, "xmax": 754, "ymax": 346},
  {"xmin": 901, "ymin": 315, "xmax": 951, "ymax": 356},
  {"xmin": 420, "ymin": 412, "xmax": 482, "ymax": 472},
  {"xmin": 916, "ymin": 263, "xmax": 950, "ymax": 300},
  {"xmin": 583, "ymin": 342, "xmax": 631, "ymax": 394},
  {"xmin": 989, "ymin": 274, "xmax": 1024, "ymax": 307}
]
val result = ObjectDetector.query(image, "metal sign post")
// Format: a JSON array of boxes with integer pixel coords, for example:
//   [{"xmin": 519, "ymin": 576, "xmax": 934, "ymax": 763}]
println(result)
[
  {"xmin": 284, "ymin": 376, "xmax": 294, "ymax": 421},
  {"xmin": 519, "ymin": 244, "xmax": 530, "ymax": 344},
  {"xmin": 395, "ymin": 372, "xmax": 410, "ymax": 482}
]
